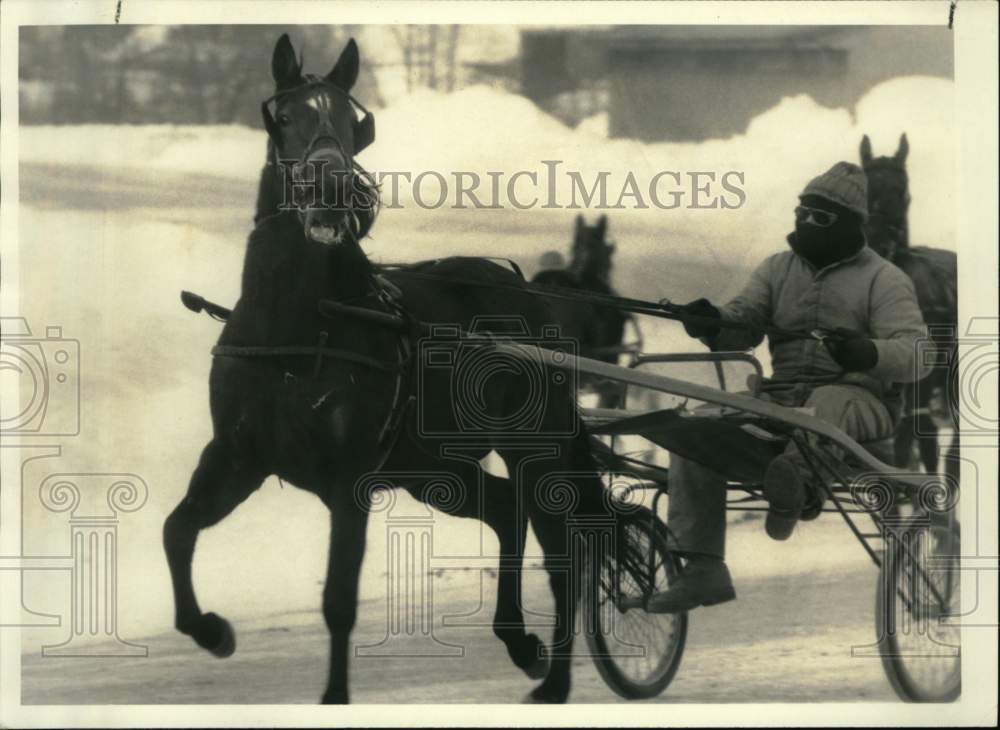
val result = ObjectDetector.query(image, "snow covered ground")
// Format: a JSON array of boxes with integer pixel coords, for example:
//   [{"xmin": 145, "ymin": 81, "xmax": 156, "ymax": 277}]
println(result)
[{"xmin": 12, "ymin": 75, "xmax": 952, "ymax": 651}]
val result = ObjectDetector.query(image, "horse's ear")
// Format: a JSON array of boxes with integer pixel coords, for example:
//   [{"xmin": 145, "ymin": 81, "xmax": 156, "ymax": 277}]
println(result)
[
  {"xmin": 272, "ymin": 33, "xmax": 302, "ymax": 88},
  {"xmin": 575, "ymin": 214, "xmax": 584, "ymax": 231},
  {"xmin": 596, "ymin": 214, "xmax": 608, "ymax": 238},
  {"xmin": 860, "ymin": 135, "xmax": 873, "ymax": 165},
  {"xmin": 895, "ymin": 133, "xmax": 909, "ymax": 164},
  {"xmin": 327, "ymin": 38, "xmax": 360, "ymax": 92}
]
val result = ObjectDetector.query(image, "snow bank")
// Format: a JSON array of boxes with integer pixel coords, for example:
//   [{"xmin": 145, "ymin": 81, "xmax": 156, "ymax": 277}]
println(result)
[
  {"xmin": 21, "ymin": 124, "xmax": 265, "ymax": 181},
  {"xmin": 20, "ymin": 74, "xmax": 956, "ymax": 261}
]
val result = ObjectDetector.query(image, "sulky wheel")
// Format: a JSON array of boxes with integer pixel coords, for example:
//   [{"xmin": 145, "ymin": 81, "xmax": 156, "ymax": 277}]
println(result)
[
  {"xmin": 583, "ymin": 505, "xmax": 687, "ymax": 699},
  {"xmin": 875, "ymin": 515, "xmax": 961, "ymax": 702}
]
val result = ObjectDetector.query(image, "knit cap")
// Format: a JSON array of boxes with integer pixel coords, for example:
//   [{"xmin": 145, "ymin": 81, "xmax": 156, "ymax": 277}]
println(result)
[
  {"xmin": 800, "ymin": 162, "xmax": 869, "ymax": 221},
  {"xmin": 539, "ymin": 250, "xmax": 566, "ymax": 270}
]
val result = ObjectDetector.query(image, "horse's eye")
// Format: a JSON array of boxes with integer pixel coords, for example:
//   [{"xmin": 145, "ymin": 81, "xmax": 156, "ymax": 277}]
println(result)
[{"xmin": 277, "ymin": 113, "xmax": 291, "ymax": 127}]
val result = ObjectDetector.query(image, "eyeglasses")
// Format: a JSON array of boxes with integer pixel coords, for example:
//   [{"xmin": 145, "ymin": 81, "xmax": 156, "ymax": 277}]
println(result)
[{"xmin": 794, "ymin": 205, "xmax": 838, "ymax": 228}]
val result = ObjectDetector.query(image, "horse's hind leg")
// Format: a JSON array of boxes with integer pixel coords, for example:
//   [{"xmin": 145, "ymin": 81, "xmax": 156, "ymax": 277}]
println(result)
[
  {"xmin": 475, "ymin": 474, "xmax": 547, "ymax": 679},
  {"xmin": 523, "ymin": 502, "xmax": 577, "ymax": 704},
  {"xmin": 163, "ymin": 439, "xmax": 264, "ymax": 656},
  {"xmin": 917, "ymin": 425, "xmax": 940, "ymax": 474},
  {"xmin": 894, "ymin": 414, "xmax": 917, "ymax": 468},
  {"xmin": 944, "ymin": 400, "xmax": 961, "ymax": 488},
  {"xmin": 519, "ymin": 454, "xmax": 596, "ymax": 704},
  {"xmin": 403, "ymin": 455, "xmax": 545, "ymax": 680}
]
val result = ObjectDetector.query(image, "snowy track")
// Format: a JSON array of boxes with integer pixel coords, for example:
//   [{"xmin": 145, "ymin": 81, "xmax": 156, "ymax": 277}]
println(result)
[{"xmin": 22, "ymin": 564, "xmax": 895, "ymax": 704}]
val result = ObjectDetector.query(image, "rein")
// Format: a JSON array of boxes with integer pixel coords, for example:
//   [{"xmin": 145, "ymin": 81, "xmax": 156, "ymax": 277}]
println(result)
[{"xmin": 385, "ymin": 268, "xmax": 824, "ymax": 344}]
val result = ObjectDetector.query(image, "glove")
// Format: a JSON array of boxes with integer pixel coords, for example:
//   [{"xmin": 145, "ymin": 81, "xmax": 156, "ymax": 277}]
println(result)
[
  {"xmin": 679, "ymin": 298, "xmax": 722, "ymax": 339},
  {"xmin": 823, "ymin": 328, "xmax": 879, "ymax": 372}
]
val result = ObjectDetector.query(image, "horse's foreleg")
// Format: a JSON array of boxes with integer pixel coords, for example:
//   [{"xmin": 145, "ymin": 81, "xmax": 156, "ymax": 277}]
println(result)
[
  {"xmin": 163, "ymin": 439, "xmax": 264, "ymax": 656},
  {"xmin": 321, "ymin": 499, "xmax": 369, "ymax": 704}
]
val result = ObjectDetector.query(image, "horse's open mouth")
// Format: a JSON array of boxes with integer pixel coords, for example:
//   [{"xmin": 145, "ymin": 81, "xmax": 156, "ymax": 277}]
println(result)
[
  {"xmin": 304, "ymin": 208, "xmax": 350, "ymax": 246},
  {"xmin": 308, "ymin": 222, "xmax": 347, "ymax": 246}
]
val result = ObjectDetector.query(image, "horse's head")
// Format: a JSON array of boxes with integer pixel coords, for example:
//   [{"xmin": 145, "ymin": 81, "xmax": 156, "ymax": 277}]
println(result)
[
  {"xmin": 262, "ymin": 34, "xmax": 378, "ymax": 247},
  {"xmin": 570, "ymin": 214, "xmax": 615, "ymax": 281},
  {"xmin": 860, "ymin": 133, "xmax": 911, "ymax": 260}
]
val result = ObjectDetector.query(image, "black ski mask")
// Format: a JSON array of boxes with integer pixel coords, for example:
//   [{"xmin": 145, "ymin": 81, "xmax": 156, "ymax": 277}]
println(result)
[{"xmin": 787, "ymin": 194, "xmax": 866, "ymax": 270}]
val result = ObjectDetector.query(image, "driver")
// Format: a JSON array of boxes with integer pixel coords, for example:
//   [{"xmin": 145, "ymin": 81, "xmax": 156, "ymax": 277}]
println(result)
[{"xmin": 627, "ymin": 161, "xmax": 930, "ymax": 614}]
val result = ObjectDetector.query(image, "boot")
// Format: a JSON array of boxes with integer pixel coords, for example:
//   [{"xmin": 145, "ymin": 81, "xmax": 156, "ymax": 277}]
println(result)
[
  {"xmin": 619, "ymin": 554, "xmax": 735, "ymax": 614},
  {"xmin": 763, "ymin": 454, "xmax": 807, "ymax": 540}
]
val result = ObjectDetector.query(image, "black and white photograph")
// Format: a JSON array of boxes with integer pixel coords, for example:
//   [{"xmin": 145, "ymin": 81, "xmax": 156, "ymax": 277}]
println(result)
[{"xmin": 1, "ymin": 1, "xmax": 996, "ymax": 726}]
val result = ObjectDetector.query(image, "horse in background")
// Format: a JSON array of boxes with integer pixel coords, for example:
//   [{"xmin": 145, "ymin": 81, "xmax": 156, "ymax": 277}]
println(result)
[
  {"xmin": 860, "ymin": 134, "xmax": 959, "ymax": 482},
  {"xmin": 532, "ymin": 214, "xmax": 637, "ymax": 408}
]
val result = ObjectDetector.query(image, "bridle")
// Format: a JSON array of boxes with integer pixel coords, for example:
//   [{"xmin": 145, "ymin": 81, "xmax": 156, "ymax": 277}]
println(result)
[
  {"xmin": 260, "ymin": 75, "xmax": 380, "ymax": 239},
  {"xmin": 261, "ymin": 74, "xmax": 375, "ymax": 159}
]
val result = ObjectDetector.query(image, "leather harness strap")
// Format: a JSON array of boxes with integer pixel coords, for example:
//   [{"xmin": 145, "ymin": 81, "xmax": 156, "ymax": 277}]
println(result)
[
  {"xmin": 199, "ymin": 275, "xmax": 415, "ymax": 471},
  {"xmin": 210, "ymin": 344, "xmax": 401, "ymax": 373}
]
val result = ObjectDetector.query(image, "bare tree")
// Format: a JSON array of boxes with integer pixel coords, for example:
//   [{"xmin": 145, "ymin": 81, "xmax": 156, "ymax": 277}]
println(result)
[{"xmin": 389, "ymin": 25, "xmax": 462, "ymax": 92}]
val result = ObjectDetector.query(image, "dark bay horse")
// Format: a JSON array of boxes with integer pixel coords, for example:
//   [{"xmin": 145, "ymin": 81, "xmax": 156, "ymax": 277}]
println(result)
[
  {"xmin": 164, "ymin": 34, "xmax": 629, "ymax": 705},
  {"xmin": 532, "ymin": 215, "xmax": 634, "ymax": 407},
  {"xmin": 860, "ymin": 134, "xmax": 959, "ymax": 481}
]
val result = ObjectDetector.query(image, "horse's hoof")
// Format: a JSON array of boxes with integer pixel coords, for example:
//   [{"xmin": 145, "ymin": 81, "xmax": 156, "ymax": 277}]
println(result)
[
  {"xmin": 201, "ymin": 612, "xmax": 236, "ymax": 658},
  {"xmin": 523, "ymin": 635, "xmax": 550, "ymax": 680},
  {"xmin": 321, "ymin": 690, "xmax": 348, "ymax": 704},
  {"xmin": 523, "ymin": 683, "xmax": 569, "ymax": 704}
]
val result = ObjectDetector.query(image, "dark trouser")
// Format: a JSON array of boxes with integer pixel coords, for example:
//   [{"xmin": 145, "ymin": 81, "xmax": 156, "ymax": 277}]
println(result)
[{"xmin": 666, "ymin": 384, "xmax": 895, "ymax": 559}]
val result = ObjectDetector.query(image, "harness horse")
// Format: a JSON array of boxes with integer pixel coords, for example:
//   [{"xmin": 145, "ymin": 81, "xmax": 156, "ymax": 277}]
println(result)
[
  {"xmin": 164, "ymin": 34, "xmax": 636, "ymax": 705},
  {"xmin": 859, "ymin": 134, "xmax": 959, "ymax": 484},
  {"xmin": 532, "ymin": 215, "xmax": 640, "ymax": 408}
]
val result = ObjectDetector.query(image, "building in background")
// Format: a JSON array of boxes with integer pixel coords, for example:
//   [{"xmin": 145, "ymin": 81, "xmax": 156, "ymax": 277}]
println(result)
[
  {"xmin": 517, "ymin": 26, "xmax": 953, "ymax": 141},
  {"xmin": 19, "ymin": 24, "xmax": 951, "ymax": 141}
]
